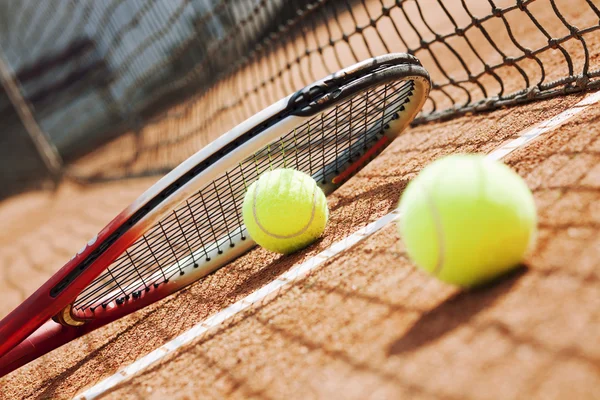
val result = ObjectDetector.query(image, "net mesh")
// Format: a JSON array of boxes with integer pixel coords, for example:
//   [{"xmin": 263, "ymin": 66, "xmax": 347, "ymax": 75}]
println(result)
[
  {"xmin": 1, "ymin": 0, "xmax": 599, "ymax": 187},
  {"xmin": 73, "ymin": 79, "xmax": 414, "ymax": 312}
]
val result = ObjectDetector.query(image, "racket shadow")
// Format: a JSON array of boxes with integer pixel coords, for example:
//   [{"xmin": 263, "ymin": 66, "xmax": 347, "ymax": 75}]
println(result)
[
  {"xmin": 31, "ymin": 303, "xmax": 167, "ymax": 399},
  {"xmin": 226, "ymin": 180, "xmax": 409, "ymax": 301}
]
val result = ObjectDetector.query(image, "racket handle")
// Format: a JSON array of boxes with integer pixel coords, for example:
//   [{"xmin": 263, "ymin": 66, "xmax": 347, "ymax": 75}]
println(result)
[{"xmin": 0, "ymin": 320, "xmax": 81, "ymax": 378}]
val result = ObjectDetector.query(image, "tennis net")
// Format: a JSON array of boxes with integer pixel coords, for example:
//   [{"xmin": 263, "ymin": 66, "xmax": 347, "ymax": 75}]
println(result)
[{"xmin": 1, "ymin": 0, "xmax": 599, "ymax": 185}]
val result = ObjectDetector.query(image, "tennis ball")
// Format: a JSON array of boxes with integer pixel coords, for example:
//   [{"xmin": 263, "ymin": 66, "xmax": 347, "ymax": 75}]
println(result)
[
  {"xmin": 243, "ymin": 168, "xmax": 328, "ymax": 254},
  {"xmin": 397, "ymin": 154, "xmax": 537, "ymax": 288}
]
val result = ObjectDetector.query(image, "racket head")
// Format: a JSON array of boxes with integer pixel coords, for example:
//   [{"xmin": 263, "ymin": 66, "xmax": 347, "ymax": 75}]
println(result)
[{"xmin": 0, "ymin": 53, "xmax": 430, "ymax": 363}]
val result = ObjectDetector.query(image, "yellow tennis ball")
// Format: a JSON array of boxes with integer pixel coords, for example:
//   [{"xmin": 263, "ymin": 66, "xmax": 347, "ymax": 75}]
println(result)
[
  {"xmin": 243, "ymin": 168, "xmax": 328, "ymax": 254},
  {"xmin": 397, "ymin": 154, "xmax": 537, "ymax": 287}
]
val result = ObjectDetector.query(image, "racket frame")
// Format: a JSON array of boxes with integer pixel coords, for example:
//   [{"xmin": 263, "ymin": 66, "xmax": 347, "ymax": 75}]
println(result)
[{"xmin": 0, "ymin": 53, "xmax": 430, "ymax": 376}]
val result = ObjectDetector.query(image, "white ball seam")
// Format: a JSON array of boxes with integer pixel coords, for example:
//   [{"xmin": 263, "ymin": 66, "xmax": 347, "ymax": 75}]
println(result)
[
  {"xmin": 422, "ymin": 185, "xmax": 446, "ymax": 277},
  {"xmin": 251, "ymin": 179, "xmax": 318, "ymax": 239}
]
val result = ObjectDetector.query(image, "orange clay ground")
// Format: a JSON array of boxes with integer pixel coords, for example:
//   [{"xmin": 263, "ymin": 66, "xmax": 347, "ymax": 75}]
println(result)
[
  {"xmin": 1, "ymin": 1, "xmax": 600, "ymax": 398},
  {"xmin": 0, "ymin": 92, "xmax": 599, "ymax": 399}
]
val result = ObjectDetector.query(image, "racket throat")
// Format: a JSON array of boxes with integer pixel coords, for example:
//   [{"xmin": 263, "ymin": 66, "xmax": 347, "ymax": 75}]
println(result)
[{"xmin": 52, "ymin": 304, "xmax": 87, "ymax": 327}]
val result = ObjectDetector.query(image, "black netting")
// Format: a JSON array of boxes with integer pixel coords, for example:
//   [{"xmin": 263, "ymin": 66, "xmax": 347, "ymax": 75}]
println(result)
[
  {"xmin": 1, "ymin": 0, "xmax": 599, "ymax": 189},
  {"xmin": 73, "ymin": 79, "xmax": 414, "ymax": 312}
]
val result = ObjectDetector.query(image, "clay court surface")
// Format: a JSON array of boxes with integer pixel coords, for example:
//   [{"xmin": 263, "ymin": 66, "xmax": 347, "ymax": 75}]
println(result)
[
  {"xmin": 0, "ymin": 93, "xmax": 598, "ymax": 399},
  {"xmin": 1, "ymin": 1, "xmax": 600, "ymax": 399}
]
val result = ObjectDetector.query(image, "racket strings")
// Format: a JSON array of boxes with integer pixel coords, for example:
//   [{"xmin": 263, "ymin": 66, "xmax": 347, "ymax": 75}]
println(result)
[{"xmin": 74, "ymin": 79, "xmax": 415, "ymax": 312}]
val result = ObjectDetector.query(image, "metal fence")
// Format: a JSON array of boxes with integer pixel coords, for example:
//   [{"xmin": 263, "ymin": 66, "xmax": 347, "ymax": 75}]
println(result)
[{"xmin": 0, "ymin": 0, "xmax": 599, "ymax": 193}]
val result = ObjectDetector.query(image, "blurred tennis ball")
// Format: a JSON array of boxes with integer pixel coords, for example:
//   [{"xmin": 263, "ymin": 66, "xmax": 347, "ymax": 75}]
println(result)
[
  {"xmin": 397, "ymin": 154, "xmax": 537, "ymax": 287},
  {"xmin": 243, "ymin": 168, "xmax": 328, "ymax": 254}
]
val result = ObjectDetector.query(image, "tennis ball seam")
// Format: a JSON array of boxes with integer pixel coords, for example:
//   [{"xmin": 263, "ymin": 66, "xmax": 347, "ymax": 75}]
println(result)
[
  {"xmin": 423, "ymin": 187, "xmax": 446, "ymax": 277},
  {"xmin": 251, "ymin": 178, "xmax": 318, "ymax": 239}
]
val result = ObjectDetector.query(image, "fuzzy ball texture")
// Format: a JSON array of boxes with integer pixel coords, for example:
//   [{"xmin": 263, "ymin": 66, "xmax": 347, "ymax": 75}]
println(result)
[
  {"xmin": 397, "ymin": 154, "xmax": 537, "ymax": 287},
  {"xmin": 243, "ymin": 168, "xmax": 328, "ymax": 254}
]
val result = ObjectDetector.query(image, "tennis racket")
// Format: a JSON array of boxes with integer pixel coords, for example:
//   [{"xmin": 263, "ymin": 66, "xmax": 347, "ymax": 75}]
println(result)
[{"xmin": 0, "ymin": 53, "xmax": 430, "ymax": 376}]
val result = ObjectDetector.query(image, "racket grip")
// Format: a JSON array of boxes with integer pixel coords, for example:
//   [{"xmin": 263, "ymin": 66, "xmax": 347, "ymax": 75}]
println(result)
[{"xmin": 0, "ymin": 320, "xmax": 81, "ymax": 378}]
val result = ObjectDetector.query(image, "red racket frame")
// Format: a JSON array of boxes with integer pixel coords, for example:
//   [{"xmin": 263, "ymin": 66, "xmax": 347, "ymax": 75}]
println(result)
[{"xmin": 0, "ymin": 53, "xmax": 431, "ymax": 377}]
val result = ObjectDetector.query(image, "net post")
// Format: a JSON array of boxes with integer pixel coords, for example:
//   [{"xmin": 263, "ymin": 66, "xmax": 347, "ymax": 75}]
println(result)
[{"xmin": 0, "ymin": 46, "xmax": 63, "ymax": 185}]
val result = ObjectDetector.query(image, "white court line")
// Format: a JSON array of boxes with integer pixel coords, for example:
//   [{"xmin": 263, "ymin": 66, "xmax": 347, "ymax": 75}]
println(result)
[{"xmin": 74, "ymin": 91, "xmax": 600, "ymax": 400}]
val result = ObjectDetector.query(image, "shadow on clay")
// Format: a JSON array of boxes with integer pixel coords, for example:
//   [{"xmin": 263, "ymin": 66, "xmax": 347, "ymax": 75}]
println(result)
[
  {"xmin": 387, "ymin": 266, "xmax": 527, "ymax": 356},
  {"xmin": 226, "ymin": 179, "xmax": 409, "ymax": 300}
]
